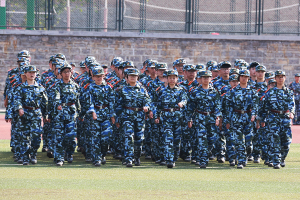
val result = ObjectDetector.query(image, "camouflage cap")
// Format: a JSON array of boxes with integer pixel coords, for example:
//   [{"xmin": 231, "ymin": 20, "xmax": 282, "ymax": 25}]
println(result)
[
  {"xmin": 69, "ymin": 62, "xmax": 76, "ymax": 67},
  {"xmin": 196, "ymin": 71, "xmax": 202, "ymax": 78},
  {"xmin": 85, "ymin": 56, "xmax": 96, "ymax": 66},
  {"xmin": 295, "ymin": 73, "xmax": 300, "ymax": 77},
  {"xmin": 230, "ymin": 68, "xmax": 239, "ymax": 75},
  {"xmin": 229, "ymin": 74, "xmax": 239, "ymax": 82},
  {"xmin": 219, "ymin": 61, "xmax": 232, "ymax": 69},
  {"xmin": 88, "ymin": 62, "xmax": 101, "ymax": 70},
  {"xmin": 234, "ymin": 59, "xmax": 245, "ymax": 67},
  {"xmin": 206, "ymin": 60, "xmax": 218, "ymax": 68},
  {"xmin": 143, "ymin": 59, "xmax": 152, "ymax": 66},
  {"xmin": 125, "ymin": 68, "xmax": 140, "ymax": 76},
  {"xmin": 123, "ymin": 61, "xmax": 134, "ymax": 68},
  {"xmin": 265, "ymin": 71, "xmax": 275, "ymax": 79},
  {"xmin": 211, "ymin": 65, "xmax": 219, "ymax": 72},
  {"xmin": 60, "ymin": 62, "xmax": 72, "ymax": 71},
  {"xmin": 167, "ymin": 69, "xmax": 178, "ymax": 76},
  {"xmin": 200, "ymin": 70, "xmax": 212, "ymax": 77},
  {"xmin": 163, "ymin": 70, "xmax": 169, "ymax": 77},
  {"xmin": 237, "ymin": 61, "xmax": 248, "ymax": 70},
  {"xmin": 256, "ymin": 65, "xmax": 266, "ymax": 72},
  {"xmin": 25, "ymin": 65, "xmax": 37, "ymax": 72},
  {"xmin": 174, "ymin": 58, "xmax": 186, "ymax": 66},
  {"xmin": 79, "ymin": 61, "xmax": 86, "ymax": 68},
  {"xmin": 268, "ymin": 79, "xmax": 277, "ymax": 85},
  {"xmin": 55, "ymin": 53, "xmax": 66, "ymax": 61},
  {"xmin": 49, "ymin": 55, "xmax": 56, "ymax": 62},
  {"xmin": 195, "ymin": 63, "xmax": 206, "ymax": 71},
  {"xmin": 147, "ymin": 60, "xmax": 157, "ymax": 68},
  {"xmin": 92, "ymin": 67, "xmax": 105, "ymax": 76},
  {"xmin": 19, "ymin": 66, "xmax": 26, "ymax": 75},
  {"xmin": 155, "ymin": 63, "xmax": 168, "ymax": 70},
  {"xmin": 102, "ymin": 64, "xmax": 108, "ymax": 68},
  {"xmin": 52, "ymin": 58, "xmax": 62, "ymax": 65},
  {"xmin": 183, "ymin": 64, "xmax": 197, "ymax": 71},
  {"xmin": 239, "ymin": 69, "xmax": 250, "ymax": 77},
  {"xmin": 111, "ymin": 57, "xmax": 123, "ymax": 67},
  {"xmin": 275, "ymin": 70, "xmax": 286, "ymax": 76},
  {"xmin": 17, "ymin": 57, "xmax": 29, "ymax": 62},
  {"xmin": 17, "ymin": 50, "xmax": 30, "ymax": 58}
]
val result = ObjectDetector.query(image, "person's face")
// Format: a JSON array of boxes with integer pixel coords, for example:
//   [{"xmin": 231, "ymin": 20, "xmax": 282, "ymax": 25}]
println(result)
[
  {"xmin": 186, "ymin": 70, "xmax": 197, "ymax": 80},
  {"xmin": 93, "ymin": 74, "xmax": 104, "ymax": 84},
  {"xmin": 175, "ymin": 64, "xmax": 184, "ymax": 74},
  {"xmin": 212, "ymin": 70, "xmax": 219, "ymax": 78},
  {"xmin": 220, "ymin": 68, "xmax": 230, "ymax": 78},
  {"xmin": 256, "ymin": 70, "xmax": 265, "ymax": 80},
  {"xmin": 128, "ymin": 75, "xmax": 138, "ymax": 84},
  {"xmin": 80, "ymin": 67, "xmax": 86, "ymax": 74},
  {"xmin": 196, "ymin": 78, "xmax": 202, "ymax": 84},
  {"xmin": 21, "ymin": 74, "xmax": 27, "ymax": 82},
  {"xmin": 167, "ymin": 75, "xmax": 178, "ymax": 85},
  {"xmin": 54, "ymin": 68, "xmax": 60, "ymax": 76},
  {"xmin": 117, "ymin": 68, "xmax": 124, "ymax": 78},
  {"xmin": 161, "ymin": 77, "xmax": 167, "ymax": 83},
  {"xmin": 103, "ymin": 68, "xmax": 108, "ymax": 74},
  {"xmin": 201, "ymin": 76, "xmax": 211, "ymax": 85},
  {"xmin": 148, "ymin": 67, "xmax": 156, "ymax": 76},
  {"xmin": 269, "ymin": 83, "xmax": 276, "ymax": 88},
  {"xmin": 275, "ymin": 75, "xmax": 286, "ymax": 85},
  {"xmin": 49, "ymin": 61, "xmax": 52, "ymax": 69},
  {"xmin": 156, "ymin": 69, "xmax": 166, "ymax": 78},
  {"xmin": 239, "ymin": 75, "xmax": 249, "ymax": 85},
  {"xmin": 230, "ymin": 80, "xmax": 239, "ymax": 88},
  {"xmin": 72, "ymin": 66, "xmax": 75, "ymax": 73},
  {"xmin": 249, "ymin": 67, "xmax": 256, "ymax": 77},
  {"xmin": 61, "ymin": 69, "xmax": 72, "ymax": 80},
  {"xmin": 25, "ymin": 71, "xmax": 36, "ymax": 81},
  {"xmin": 295, "ymin": 76, "xmax": 300, "ymax": 83}
]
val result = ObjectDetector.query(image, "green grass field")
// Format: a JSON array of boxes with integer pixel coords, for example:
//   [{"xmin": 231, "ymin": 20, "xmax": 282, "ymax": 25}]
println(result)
[{"xmin": 1, "ymin": 140, "xmax": 300, "ymax": 199}]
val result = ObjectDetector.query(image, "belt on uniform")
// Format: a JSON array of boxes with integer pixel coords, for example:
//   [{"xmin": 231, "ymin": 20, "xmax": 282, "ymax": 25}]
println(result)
[
  {"xmin": 61, "ymin": 103, "xmax": 75, "ymax": 106},
  {"xmin": 270, "ymin": 110, "xmax": 289, "ymax": 114},
  {"xmin": 94, "ymin": 104, "xmax": 108, "ymax": 109},
  {"xmin": 195, "ymin": 110, "xmax": 213, "ymax": 115},
  {"xmin": 23, "ymin": 106, "xmax": 39, "ymax": 110},
  {"xmin": 162, "ymin": 108, "xmax": 180, "ymax": 112},
  {"xmin": 123, "ymin": 106, "xmax": 143, "ymax": 111},
  {"xmin": 234, "ymin": 109, "xmax": 251, "ymax": 114}
]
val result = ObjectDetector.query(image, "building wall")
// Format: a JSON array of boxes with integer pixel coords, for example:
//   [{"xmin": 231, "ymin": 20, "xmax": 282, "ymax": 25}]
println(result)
[{"xmin": 0, "ymin": 30, "xmax": 299, "ymax": 108}]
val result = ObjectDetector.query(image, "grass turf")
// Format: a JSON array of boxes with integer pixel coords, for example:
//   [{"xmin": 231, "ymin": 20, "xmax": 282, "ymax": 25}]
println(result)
[{"xmin": 0, "ymin": 140, "xmax": 300, "ymax": 199}]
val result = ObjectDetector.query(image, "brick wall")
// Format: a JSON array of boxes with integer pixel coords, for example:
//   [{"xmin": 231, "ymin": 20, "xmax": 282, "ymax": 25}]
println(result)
[{"xmin": 0, "ymin": 30, "xmax": 299, "ymax": 108}]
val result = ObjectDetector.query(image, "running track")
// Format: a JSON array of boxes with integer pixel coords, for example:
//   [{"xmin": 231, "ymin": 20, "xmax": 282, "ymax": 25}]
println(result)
[{"xmin": 0, "ymin": 116, "xmax": 299, "ymax": 143}]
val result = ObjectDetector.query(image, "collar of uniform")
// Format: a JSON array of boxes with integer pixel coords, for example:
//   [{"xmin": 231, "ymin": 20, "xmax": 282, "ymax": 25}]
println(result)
[
  {"xmin": 24, "ymin": 80, "xmax": 39, "ymax": 87},
  {"xmin": 167, "ymin": 85, "xmax": 178, "ymax": 90}
]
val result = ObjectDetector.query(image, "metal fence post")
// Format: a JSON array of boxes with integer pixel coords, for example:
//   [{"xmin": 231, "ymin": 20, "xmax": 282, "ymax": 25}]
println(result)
[
  {"xmin": 27, "ymin": 0, "xmax": 35, "ymax": 30},
  {"xmin": 258, "ymin": 0, "xmax": 261, "ymax": 35},
  {"xmin": 186, "ymin": 0, "xmax": 192, "ymax": 34},
  {"xmin": 0, "ymin": 0, "xmax": 6, "ymax": 29},
  {"xmin": 118, "ymin": 0, "xmax": 122, "ymax": 32}
]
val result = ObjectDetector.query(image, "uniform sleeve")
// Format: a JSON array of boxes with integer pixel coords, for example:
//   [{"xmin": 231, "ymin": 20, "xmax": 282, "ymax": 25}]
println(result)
[
  {"xmin": 251, "ymin": 90, "xmax": 259, "ymax": 117},
  {"xmin": 186, "ymin": 90, "xmax": 195, "ymax": 121},
  {"xmin": 179, "ymin": 89, "xmax": 188, "ymax": 107},
  {"xmin": 259, "ymin": 90, "xmax": 270, "ymax": 122},
  {"xmin": 223, "ymin": 90, "xmax": 232, "ymax": 124},
  {"xmin": 213, "ymin": 91, "xmax": 222, "ymax": 118},
  {"xmin": 108, "ymin": 87, "xmax": 116, "ymax": 118},
  {"xmin": 14, "ymin": 87, "xmax": 23, "ymax": 111},
  {"xmin": 288, "ymin": 90, "xmax": 295, "ymax": 115},
  {"xmin": 41, "ymin": 88, "xmax": 48, "ymax": 119}
]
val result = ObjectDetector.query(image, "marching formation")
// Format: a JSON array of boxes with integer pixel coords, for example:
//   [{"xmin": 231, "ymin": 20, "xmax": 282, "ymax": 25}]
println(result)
[{"xmin": 4, "ymin": 50, "xmax": 296, "ymax": 169}]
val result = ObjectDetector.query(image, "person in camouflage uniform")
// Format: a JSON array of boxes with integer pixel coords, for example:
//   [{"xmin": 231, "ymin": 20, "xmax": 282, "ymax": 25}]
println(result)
[
  {"xmin": 155, "ymin": 70, "xmax": 188, "ymax": 168},
  {"xmin": 178, "ymin": 64, "xmax": 198, "ymax": 163},
  {"xmin": 248, "ymin": 61, "xmax": 260, "ymax": 86},
  {"xmin": 251, "ymin": 65, "xmax": 268, "ymax": 163},
  {"xmin": 224, "ymin": 69, "xmax": 259, "ymax": 169},
  {"xmin": 289, "ymin": 73, "xmax": 300, "ymax": 124},
  {"xmin": 14, "ymin": 65, "xmax": 48, "ymax": 165},
  {"xmin": 173, "ymin": 58, "xmax": 186, "ymax": 83},
  {"xmin": 106, "ymin": 57, "xmax": 123, "ymax": 81},
  {"xmin": 115, "ymin": 68, "xmax": 152, "ymax": 167},
  {"xmin": 259, "ymin": 70, "xmax": 295, "ymax": 169},
  {"xmin": 139, "ymin": 60, "xmax": 157, "ymax": 87},
  {"xmin": 146, "ymin": 62, "xmax": 167, "ymax": 163},
  {"xmin": 70, "ymin": 62, "xmax": 80, "ymax": 79},
  {"xmin": 188, "ymin": 70, "xmax": 221, "ymax": 168},
  {"xmin": 53, "ymin": 63, "xmax": 81, "ymax": 166},
  {"xmin": 85, "ymin": 67, "xmax": 115, "ymax": 166}
]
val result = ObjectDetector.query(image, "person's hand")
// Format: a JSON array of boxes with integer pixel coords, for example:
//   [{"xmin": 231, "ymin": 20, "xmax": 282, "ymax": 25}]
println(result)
[
  {"xmin": 149, "ymin": 111, "xmax": 153, "ymax": 119},
  {"xmin": 116, "ymin": 123, "xmax": 120, "ymax": 128},
  {"xmin": 6, "ymin": 119, "xmax": 12, "ymax": 123},
  {"xmin": 92, "ymin": 112, "xmax": 97, "ymax": 120},
  {"xmin": 4, "ymin": 97, "xmax": 8, "ymax": 108},
  {"xmin": 155, "ymin": 118, "xmax": 160, "ymax": 124},
  {"xmin": 188, "ymin": 121, "xmax": 193, "ymax": 128},
  {"xmin": 143, "ymin": 107, "xmax": 149, "ymax": 112},
  {"xmin": 290, "ymin": 113, "xmax": 294, "ymax": 119},
  {"xmin": 226, "ymin": 123, "xmax": 230, "ymax": 129},
  {"xmin": 57, "ymin": 105, "xmax": 62, "ymax": 110},
  {"xmin": 256, "ymin": 121, "xmax": 260, "ymax": 129},
  {"xmin": 261, "ymin": 122, "xmax": 265, "ymax": 127},
  {"xmin": 111, "ymin": 117, "xmax": 115, "ymax": 124},
  {"xmin": 178, "ymin": 103, "xmax": 183, "ymax": 108},
  {"xmin": 19, "ymin": 109, "xmax": 24, "ymax": 117},
  {"xmin": 218, "ymin": 118, "xmax": 223, "ymax": 130},
  {"xmin": 251, "ymin": 115, "xmax": 255, "ymax": 122}
]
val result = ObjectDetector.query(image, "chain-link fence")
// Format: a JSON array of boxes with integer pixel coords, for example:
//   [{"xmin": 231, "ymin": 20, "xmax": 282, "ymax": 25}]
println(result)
[{"xmin": 2, "ymin": 0, "xmax": 300, "ymax": 35}]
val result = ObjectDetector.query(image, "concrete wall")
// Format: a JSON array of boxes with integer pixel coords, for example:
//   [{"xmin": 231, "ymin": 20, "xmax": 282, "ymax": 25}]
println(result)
[{"xmin": 0, "ymin": 29, "xmax": 300, "ymax": 108}]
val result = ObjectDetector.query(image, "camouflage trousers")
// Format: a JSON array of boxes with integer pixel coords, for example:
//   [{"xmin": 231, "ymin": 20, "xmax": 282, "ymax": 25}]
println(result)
[
  {"xmin": 13, "ymin": 116, "xmax": 23, "ymax": 160},
  {"xmin": 180, "ymin": 119, "xmax": 192, "ymax": 160},
  {"xmin": 143, "ymin": 118, "xmax": 152, "ymax": 157},
  {"xmin": 90, "ymin": 119, "xmax": 112, "ymax": 162},
  {"xmin": 194, "ymin": 119, "xmax": 218, "ymax": 165},
  {"xmin": 76, "ymin": 118, "xmax": 84, "ymax": 149},
  {"xmin": 252, "ymin": 122, "xmax": 264, "ymax": 160},
  {"xmin": 268, "ymin": 114, "xmax": 292, "ymax": 165},
  {"xmin": 162, "ymin": 117, "xmax": 181, "ymax": 163},
  {"xmin": 231, "ymin": 114, "xmax": 254, "ymax": 165},
  {"xmin": 292, "ymin": 100, "xmax": 300, "ymax": 124},
  {"xmin": 224, "ymin": 126, "xmax": 236, "ymax": 163},
  {"xmin": 121, "ymin": 118, "xmax": 145, "ymax": 163},
  {"xmin": 53, "ymin": 119, "xmax": 77, "ymax": 162},
  {"xmin": 261, "ymin": 123, "xmax": 272, "ymax": 162},
  {"xmin": 20, "ymin": 118, "xmax": 42, "ymax": 162},
  {"xmin": 83, "ymin": 115, "xmax": 93, "ymax": 160},
  {"xmin": 215, "ymin": 128, "xmax": 226, "ymax": 160},
  {"xmin": 42, "ymin": 121, "xmax": 51, "ymax": 149}
]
